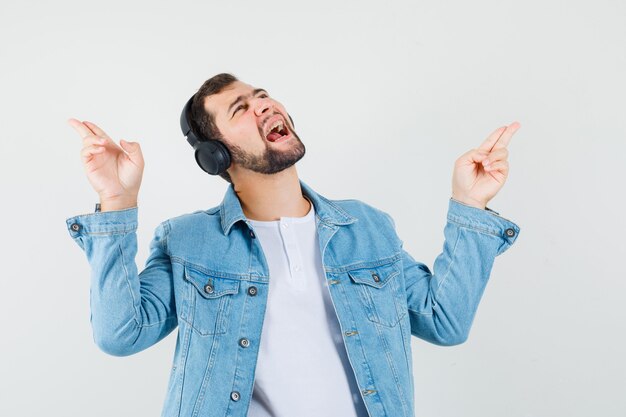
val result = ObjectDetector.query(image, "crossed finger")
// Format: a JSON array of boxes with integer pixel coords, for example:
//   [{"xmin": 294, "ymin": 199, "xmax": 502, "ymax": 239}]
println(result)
[
  {"xmin": 68, "ymin": 118, "xmax": 126, "ymax": 156},
  {"xmin": 83, "ymin": 120, "xmax": 112, "ymax": 141},
  {"xmin": 67, "ymin": 118, "xmax": 113, "ymax": 141},
  {"xmin": 482, "ymin": 147, "xmax": 509, "ymax": 170},
  {"xmin": 479, "ymin": 121, "xmax": 521, "ymax": 152},
  {"xmin": 80, "ymin": 142, "xmax": 107, "ymax": 164},
  {"xmin": 67, "ymin": 118, "xmax": 96, "ymax": 140}
]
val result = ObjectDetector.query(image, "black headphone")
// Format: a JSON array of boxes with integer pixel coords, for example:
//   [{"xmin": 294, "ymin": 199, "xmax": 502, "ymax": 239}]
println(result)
[{"xmin": 180, "ymin": 94, "xmax": 295, "ymax": 176}]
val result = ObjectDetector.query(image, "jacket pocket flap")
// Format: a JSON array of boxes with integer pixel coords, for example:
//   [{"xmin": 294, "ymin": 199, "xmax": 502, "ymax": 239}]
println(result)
[
  {"xmin": 348, "ymin": 261, "xmax": 400, "ymax": 289},
  {"xmin": 183, "ymin": 266, "xmax": 240, "ymax": 299}
]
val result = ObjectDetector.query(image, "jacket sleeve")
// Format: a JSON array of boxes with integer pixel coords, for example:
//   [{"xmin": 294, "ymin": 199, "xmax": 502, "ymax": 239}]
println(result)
[
  {"xmin": 386, "ymin": 198, "xmax": 520, "ymax": 346},
  {"xmin": 65, "ymin": 207, "xmax": 177, "ymax": 356}
]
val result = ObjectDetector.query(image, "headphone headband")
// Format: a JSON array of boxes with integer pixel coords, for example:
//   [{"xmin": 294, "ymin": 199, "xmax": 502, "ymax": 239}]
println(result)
[{"xmin": 180, "ymin": 95, "xmax": 199, "ymax": 146}]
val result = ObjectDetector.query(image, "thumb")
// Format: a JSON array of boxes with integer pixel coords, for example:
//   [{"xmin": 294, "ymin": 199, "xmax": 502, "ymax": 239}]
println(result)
[
  {"xmin": 120, "ymin": 139, "xmax": 139, "ymax": 152},
  {"xmin": 459, "ymin": 148, "xmax": 488, "ymax": 165},
  {"xmin": 469, "ymin": 148, "xmax": 489, "ymax": 163},
  {"xmin": 119, "ymin": 139, "xmax": 144, "ymax": 166}
]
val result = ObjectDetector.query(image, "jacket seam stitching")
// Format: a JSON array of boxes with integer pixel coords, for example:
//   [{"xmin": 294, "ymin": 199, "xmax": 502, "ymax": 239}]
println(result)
[
  {"xmin": 326, "ymin": 253, "xmax": 403, "ymax": 274},
  {"xmin": 446, "ymin": 218, "xmax": 503, "ymax": 238},
  {"xmin": 176, "ymin": 323, "xmax": 192, "ymax": 416},
  {"xmin": 319, "ymin": 194, "xmax": 355, "ymax": 221},
  {"xmin": 374, "ymin": 316, "xmax": 410, "ymax": 416},
  {"xmin": 433, "ymin": 225, "xmax": 463, "ymax": 297},
  {"xmin": 80, "ymin": 228, "xmax": 137, "ymax": 236},
  {"xmin": 172, "ymin": 257, "xmax": 264, "ymax": 281},
  {"xmin": 118, "ymin": 243, "xmax": 141, "ymax": 327},
  {"xmin": 398, "ymin": 318, "xmax": 415, "ymax": 408}
]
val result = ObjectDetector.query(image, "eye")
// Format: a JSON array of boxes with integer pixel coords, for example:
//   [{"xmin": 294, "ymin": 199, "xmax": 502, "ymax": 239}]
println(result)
[
  {"xmin": 233, "ymin": 93, "xmax": 269, "ymax": 116},
  {"xmin": 233, "ymin": 102, "xmax": 251, "ymax": 116}
]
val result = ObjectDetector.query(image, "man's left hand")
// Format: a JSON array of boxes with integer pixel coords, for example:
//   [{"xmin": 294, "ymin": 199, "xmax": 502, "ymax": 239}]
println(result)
[{"xmin": 451, "ymin": 121, "xmax": 521, "ymax": 209}]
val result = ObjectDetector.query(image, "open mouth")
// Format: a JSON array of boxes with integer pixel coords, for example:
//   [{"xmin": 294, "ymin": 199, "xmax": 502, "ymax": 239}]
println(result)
[{"xmin": 264, "ymin": 119, "xmax": 290, "ymax": 142}]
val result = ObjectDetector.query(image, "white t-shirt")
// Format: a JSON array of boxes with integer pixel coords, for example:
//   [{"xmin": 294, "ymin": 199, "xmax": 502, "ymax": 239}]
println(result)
[{"xmin": 246, "ymin": 197, "xmax": 369, "ymax": 417}]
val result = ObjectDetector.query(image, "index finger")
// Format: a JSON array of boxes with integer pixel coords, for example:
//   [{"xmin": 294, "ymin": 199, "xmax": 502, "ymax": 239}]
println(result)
[
  {"xmin": 83, "ymin": 120, "xmax": 112, "ymax": 139},
  {"xmin": 490, "ymin": 121, "xmax": 521, "ymax": 151},
  {"xmin": 67, "ymin": 118, "xmax": 96, "ymax": 139}
]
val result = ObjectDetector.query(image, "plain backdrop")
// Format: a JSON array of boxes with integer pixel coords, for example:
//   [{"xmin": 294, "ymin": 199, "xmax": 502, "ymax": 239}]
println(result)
[{"xmin": 1, "ymin": 0, "xmax": 624, "ymax": 416}]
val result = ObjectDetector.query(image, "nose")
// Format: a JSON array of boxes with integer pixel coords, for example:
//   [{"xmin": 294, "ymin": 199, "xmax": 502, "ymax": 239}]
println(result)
[{"xmin": 254, "ymin": 96, "xmax": 272, "ymax": 117}]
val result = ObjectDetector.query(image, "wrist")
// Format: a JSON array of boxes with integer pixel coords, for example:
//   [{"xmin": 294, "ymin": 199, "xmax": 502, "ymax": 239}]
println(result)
[
  {"xmin": 99, "ymin": 196, "xmax": 138, "ymax": 212},
  {"xmin": 450, "ymin": 194, "xmax": 486, "ymax": 210}
]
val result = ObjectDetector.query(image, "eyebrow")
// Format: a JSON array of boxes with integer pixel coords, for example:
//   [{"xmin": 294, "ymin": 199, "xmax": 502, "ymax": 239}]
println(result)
[{"xmin": 227, "ymin": 88, "xmax": 268, "ymax": 117}]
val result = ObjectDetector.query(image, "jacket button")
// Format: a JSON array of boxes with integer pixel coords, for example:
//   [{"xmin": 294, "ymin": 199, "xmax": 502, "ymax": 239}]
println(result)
[
  {"xmin": 505, "ymin": 228, "xmax": 516, "ymax": 237},
  {"xmin": 70, "ymin": 223, "xmax": 81, "ymax": 232},
  {"xmin": 230, "ymin": 391, "xmax": 240, "ymax": 401},
  {"xmin": 204, "ymin": 284, "xmax": 214, "ymax": 294},
  {"xmin": 249, "ymin": 230, "xmax": 256, "ymax": 239},
  {"xmin": 239, "ymin": 338, "xmax": 250, "ymax": 348},
  {"xmin": 372, "ymin": 273, "xmax": 380, "ymax": 282},
  {"xmin": 247, "ymin": 286, "xmax": 257, "ymax": 296}
]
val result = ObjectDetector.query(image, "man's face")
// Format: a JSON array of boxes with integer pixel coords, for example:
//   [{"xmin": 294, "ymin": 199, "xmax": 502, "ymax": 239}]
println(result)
[{"xmin": 204, "ymin": 81, "xmax": 305, "ymax": 175}]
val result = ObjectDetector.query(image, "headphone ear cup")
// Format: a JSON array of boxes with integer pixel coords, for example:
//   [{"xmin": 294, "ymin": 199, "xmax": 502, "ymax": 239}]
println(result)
[{"xmin": 194, "ymin": 140, "xmax": 231, "ymax": 175}]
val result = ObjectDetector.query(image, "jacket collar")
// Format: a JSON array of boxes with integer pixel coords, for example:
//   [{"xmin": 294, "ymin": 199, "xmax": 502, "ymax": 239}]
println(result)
[{"xmin": 217, "ymin": 179, "xmax": 357, "ymax": 236}]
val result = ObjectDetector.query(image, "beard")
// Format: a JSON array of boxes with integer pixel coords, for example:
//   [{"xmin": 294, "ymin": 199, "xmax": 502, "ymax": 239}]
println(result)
[{"xmin": 225, "ymin": 130, "xmax": 306, "ymax": 175}]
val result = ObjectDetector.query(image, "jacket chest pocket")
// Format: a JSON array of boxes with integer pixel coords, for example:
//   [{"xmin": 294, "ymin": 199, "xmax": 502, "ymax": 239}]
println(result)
[
  {"xmin": 347, "ymin": 259, "xmax": 406, "ymax": 327},
  {"xmin": 180, "ymin": 266, "xmax": 240, "ymax": 336}
]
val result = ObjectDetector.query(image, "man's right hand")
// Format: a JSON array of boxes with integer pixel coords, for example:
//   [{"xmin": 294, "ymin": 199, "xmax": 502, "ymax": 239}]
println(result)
[{"xmin": 68, "ymin": 118, "xmax": 144, "ymax": 211}]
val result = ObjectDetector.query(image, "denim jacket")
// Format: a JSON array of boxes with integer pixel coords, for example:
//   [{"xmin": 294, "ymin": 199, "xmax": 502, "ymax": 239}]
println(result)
[{"xmin": 65, "ymin": 179, "xmax": 520, "ymax": 417}]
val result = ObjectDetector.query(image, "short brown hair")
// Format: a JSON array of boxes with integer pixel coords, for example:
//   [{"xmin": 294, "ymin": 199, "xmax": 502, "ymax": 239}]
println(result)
[{"xmin": 190, "ymin": 73, "xmax": 239, "ymax": 184}]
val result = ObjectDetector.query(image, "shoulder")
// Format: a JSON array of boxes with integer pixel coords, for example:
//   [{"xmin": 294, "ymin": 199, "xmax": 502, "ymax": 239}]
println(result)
[
  {"xmin": 331, "ymin": 197, "xmax": 396, "ymax": 230},
  {"xmin": 159, "ymin": 205, "xmax": 221, "ymax": 232}
]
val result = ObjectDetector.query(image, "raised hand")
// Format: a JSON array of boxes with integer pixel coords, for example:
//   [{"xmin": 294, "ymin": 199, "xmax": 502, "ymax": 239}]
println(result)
[
  {"xmin": 451, "ymin": 121, "xmax": 521, "ymax": 209},
  {"xmin": 68, "ymin": 118, "xmax": 144, "ymax": 211}
]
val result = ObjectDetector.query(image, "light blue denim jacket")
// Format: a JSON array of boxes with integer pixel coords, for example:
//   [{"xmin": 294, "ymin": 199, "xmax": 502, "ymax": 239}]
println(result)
[{"xmin": 65, "ymin": 179, "xmax": 520, "ymax": 417}]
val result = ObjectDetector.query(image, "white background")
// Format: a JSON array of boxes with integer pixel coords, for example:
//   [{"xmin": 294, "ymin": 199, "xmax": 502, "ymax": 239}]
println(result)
[{"xmin": 1, "ymin": 0, "xmax": 624, "ymax": 416}]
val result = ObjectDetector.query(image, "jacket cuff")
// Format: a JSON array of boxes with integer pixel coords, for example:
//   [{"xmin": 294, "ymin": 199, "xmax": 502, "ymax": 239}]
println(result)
[
  {"xmin": 65, "ymin": 206, "xmax": 138, "ymax": 237},
  {"xmin": 447, "ymin": 197, "xmax": 520, "ymax": 246}
]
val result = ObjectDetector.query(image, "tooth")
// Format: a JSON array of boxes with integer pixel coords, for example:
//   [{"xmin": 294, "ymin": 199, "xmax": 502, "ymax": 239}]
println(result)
[{"xmin": 267, "ymin": 119, "xmax": 284, "ymax": 135}]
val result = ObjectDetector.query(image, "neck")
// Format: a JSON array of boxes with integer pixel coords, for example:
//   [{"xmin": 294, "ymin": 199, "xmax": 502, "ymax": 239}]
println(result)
[{"xmin": 232, "ymin": 166, "xmax": 311, "ymax": 221}]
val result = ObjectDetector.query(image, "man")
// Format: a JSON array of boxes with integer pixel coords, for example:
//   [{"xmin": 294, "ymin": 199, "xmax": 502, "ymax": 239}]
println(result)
[{"xmin": 66, "ymin": 73, "xmax": 521, "ymax": 417}]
